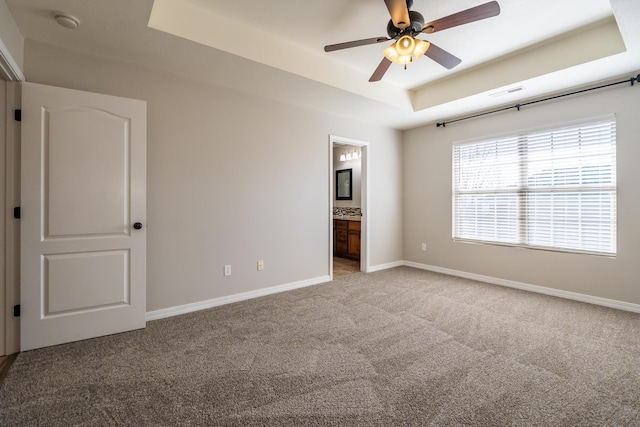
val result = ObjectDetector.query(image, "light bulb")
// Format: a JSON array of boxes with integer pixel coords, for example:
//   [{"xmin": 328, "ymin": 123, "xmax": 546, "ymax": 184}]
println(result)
[
  {"xmin": 384, "ymin": 45, "xmax": 413, "ymax": 65},
  {"xmin": 383, "ymin": 43, "xmax": 400, "ymax": 62},
  {"xmin": 384, "ymin": 37, "xmax": 424, "ymax": 66},
  {"xmin": 395, "ymin": 36, "xmax": 415, "ymax": 56},
  {"xmin": 397, "ymin": 55, "xmax": 412, "ymax": 65},
  {"xmin": 340, "ymin": 154, "xmax": 346, "ymax": 162},
  {"xmin": 414, "ymin": 40, "xmax": 430, "ymax": 59},
  {"xmin": 346, "ymin": 152, "xmax": 352, "ymax": 161}
]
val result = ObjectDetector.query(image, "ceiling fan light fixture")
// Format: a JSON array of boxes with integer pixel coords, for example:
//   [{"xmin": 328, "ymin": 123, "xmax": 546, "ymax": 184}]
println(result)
[
  {"xmin": 398, "ymin": 55, "xmax": 413, "ymax": 65},
  {"xmin": 413, "ymin": 40, "xmax": 430, "ymax": 59},
  {"xmin": 383, "ymin": 45, "xmax": 412, "ymax": 65},
  {"xmin": 383, "ymin": 43, "xmax": 399, "ymax": 62},
  {"xmin": 384, "ymin": 37, "xmax": 429, "ymax": 65},
  {"xmin": 395, "ymin": 35, "xmax": 415, "ymax": 56}
]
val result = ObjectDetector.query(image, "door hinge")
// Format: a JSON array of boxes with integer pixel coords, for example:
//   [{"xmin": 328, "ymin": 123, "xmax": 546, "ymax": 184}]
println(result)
[
  {"xmin": 14, "ymin": 109, "xmax": 21, "ymax": 122},
  {"xmin": 13, "ymin": 304, "xmax": 20, "ymax": 317},
  {"xmin": 13, "ymin": 207, "xmax": 20, "ymax": 219}
]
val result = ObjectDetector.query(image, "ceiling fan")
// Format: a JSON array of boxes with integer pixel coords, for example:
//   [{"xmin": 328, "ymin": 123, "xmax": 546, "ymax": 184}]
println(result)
[{"xmin": 324, "ymin": 0, "xmax": 501, "ymax": 82}]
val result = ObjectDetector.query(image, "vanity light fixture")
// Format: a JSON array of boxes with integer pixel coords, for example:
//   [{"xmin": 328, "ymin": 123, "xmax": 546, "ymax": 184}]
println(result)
[{"xmin": 339, "ymin": 150, "xmax": 362, "ymax": 162}]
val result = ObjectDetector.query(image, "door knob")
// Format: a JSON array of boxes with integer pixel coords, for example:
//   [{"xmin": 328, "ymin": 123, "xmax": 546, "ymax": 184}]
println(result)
[{"xmin": 133, "ymin": 222, "xmax": 143, "ymax": 230}]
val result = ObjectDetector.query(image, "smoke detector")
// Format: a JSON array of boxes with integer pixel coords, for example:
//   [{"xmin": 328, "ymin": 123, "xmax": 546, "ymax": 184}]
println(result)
[{"xmin": 53, "ymin": 13, "xmax": 79, "ymax": 29}]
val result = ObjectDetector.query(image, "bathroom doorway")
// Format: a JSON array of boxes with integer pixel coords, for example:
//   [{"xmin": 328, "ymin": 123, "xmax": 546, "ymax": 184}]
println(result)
[{"xmin": 329, "ymin": 135, "xmax": 369, "ymax": 278}]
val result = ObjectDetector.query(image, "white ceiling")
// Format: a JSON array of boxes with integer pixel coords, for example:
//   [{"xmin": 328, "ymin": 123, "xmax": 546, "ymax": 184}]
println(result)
[{"xmin": 5, "ymin": 0, "xmax": 640, "ymax": 129}]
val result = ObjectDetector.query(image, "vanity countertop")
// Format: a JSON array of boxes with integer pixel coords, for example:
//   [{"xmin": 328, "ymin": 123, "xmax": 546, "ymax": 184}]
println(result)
[{"xmin": 333, "ymin": 215, "xmax": 361, "ymax": 221}]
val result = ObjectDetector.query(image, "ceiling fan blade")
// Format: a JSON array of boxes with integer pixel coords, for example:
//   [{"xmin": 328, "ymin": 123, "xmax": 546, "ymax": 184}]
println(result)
[
  {"xmin": 384, "ymin": 0, "xmax": 411, "ymax": 29},
  {"xmin": 422, "ymin": 1, "xmax": 500, "ymax": 34},
  {"xmin": 369, "ymin": 57, "xmax": 393, "ymax": 82},
  {"xmin": 324, "ymin": 37, "xmax": 390, "ymax": 52},
  {"xmin": 424, "ymin": 43, "xmax": 462, "ymax": 69}
]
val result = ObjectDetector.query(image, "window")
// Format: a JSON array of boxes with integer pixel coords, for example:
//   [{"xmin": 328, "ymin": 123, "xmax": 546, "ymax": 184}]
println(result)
[{"xmin": 452, "ymin": 115, "xmax": 616, "ymax": 255}]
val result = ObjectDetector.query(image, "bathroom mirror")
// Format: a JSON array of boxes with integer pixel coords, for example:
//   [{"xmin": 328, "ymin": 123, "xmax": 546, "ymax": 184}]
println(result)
[{"xmin": 336, "ymin": 169, "xmax": 352, "ymax": 200}]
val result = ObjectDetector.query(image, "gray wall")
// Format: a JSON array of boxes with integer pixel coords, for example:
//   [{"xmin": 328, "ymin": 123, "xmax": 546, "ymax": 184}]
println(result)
[
  {"xmin": 18, "ymin": 36, "xmax": 638, "ymax": 314},
  {"xmin": 22, "ymin": 40, "xmax": 403, "ymax": 312},
  {"xmin": 0, "ymin": 0, "xmax": 23, "ymax": 73},
  {"xmin": 403, "ymin": 83, "xmax": 640, "ymax": 304}
]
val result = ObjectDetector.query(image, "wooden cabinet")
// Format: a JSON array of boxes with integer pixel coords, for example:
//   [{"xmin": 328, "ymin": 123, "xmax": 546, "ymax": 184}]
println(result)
[
  {"xmin": 334, "ymin": 220, "xmax": 348, "ymax": 255},
  {"xmin": 333, "ymin": 219, "xmax": 360, "ymax": 261},
  {"xmin": 347, "ymin": 220, "xmax": 361, "ymax": 260}
]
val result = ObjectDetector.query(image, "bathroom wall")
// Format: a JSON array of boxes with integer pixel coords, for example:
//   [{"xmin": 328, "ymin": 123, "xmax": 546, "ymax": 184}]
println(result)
[{"xmin": 333, "ymin": 144, "xmax": 361, "ymax": 209}]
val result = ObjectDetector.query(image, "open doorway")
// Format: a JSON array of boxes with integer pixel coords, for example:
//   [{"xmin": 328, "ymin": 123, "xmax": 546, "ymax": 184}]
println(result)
[{"xmin": 329, "ymin": 135, "xmax": 368, "ymax": 278}]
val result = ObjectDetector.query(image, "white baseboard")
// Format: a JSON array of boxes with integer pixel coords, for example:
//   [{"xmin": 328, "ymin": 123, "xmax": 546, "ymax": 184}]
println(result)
[
  {"xmin": 146, "ymin": 275, "xmax": 331, "ymax": 322},
  {"xmin": 403, "ymin": 261, "xmax": 640, "ymax": 313},
  {"xmin": 146, "ymin": 260, "xmax": 640, "ymax": 322},
  {"xmin": 367, "ymin": 260, "xmax": 404, "ymax": 272}
]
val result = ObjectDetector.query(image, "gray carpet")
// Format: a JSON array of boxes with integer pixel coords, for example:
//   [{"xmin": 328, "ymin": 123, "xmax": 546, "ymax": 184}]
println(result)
[{"xmin": 1, "ymin": 267, "xmax": 639, "ymax": 426}]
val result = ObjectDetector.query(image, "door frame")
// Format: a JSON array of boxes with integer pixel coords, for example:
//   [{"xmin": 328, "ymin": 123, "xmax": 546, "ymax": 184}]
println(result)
[
  {"xmin": 329, "ymin": 135, "xmax": 370, "ymax": 278},
  {"xmin": 3, "ymin": 81, "xmax": 20, "ymax": 355},
  {"xmin": 1, "ymin": 4, "xmax": 27, "ymax": 356}
]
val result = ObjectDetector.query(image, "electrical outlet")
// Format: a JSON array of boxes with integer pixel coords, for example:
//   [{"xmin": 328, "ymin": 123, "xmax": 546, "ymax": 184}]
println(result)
[
  {"xmin": 257, "ymin": 260, "xmax": 264, "ymax": 271},
  {"xmin": 421, "ymin": 243, "xmax": 427, "ymax": 251},
  {"xmin": 224, "ymin": 265, "xmax": 231, "ymax": 276}
]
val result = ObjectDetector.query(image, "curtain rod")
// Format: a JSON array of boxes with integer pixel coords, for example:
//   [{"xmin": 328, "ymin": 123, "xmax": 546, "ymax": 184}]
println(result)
[{"xmin": 436, "ymin": 73, "xmax": 640, "ymax": 128}]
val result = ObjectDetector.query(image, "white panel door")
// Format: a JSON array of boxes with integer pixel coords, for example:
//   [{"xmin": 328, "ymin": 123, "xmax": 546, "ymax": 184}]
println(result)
[{"xmin": 20, "ymin": 82, "xmax": 146, "ymax": 351}]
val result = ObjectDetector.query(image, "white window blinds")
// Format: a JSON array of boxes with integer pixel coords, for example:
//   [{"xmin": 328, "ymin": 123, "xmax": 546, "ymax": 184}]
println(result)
[{"xmin": 452, "ymin": 115, "xmax": 616, "ymax": 255}]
